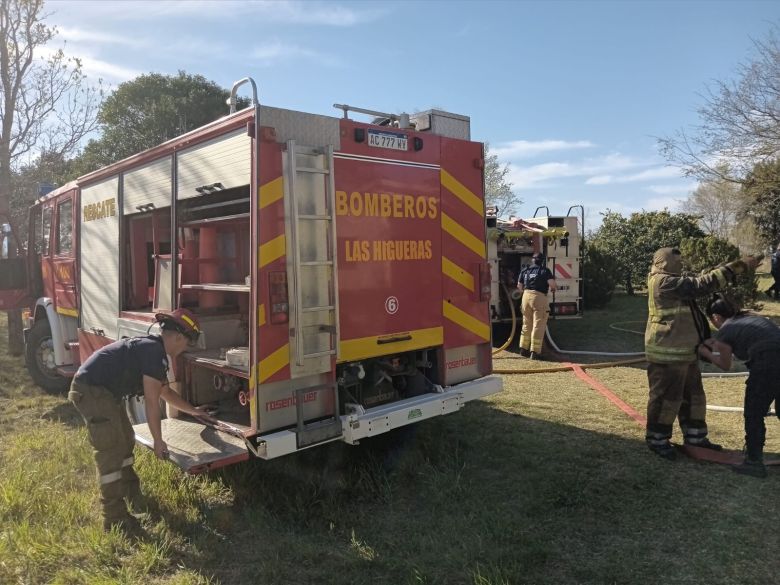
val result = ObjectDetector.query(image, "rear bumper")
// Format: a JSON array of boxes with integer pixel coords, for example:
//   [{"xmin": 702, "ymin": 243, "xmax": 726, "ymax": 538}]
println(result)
[{"xmin": 254, "ymin": 374, "xmax": 503, "ymax": 459}]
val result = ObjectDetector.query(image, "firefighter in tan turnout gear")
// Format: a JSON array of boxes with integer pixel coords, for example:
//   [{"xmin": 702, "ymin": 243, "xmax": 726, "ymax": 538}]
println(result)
[
  {"xmin": 68, "ymin": 309, "xmax": 216, "ymax": 532},
  {"xmin": 517, "ymin": 253, "xmax": 557, "ymax": 360},
  {"xmin": 644, "ymin": 248, "xmax": 761, "ymax": 459}
]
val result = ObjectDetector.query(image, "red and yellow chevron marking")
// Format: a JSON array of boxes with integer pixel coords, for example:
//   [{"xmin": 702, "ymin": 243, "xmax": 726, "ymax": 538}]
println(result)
[
  {"xmin": 443, "ymin": 300, "xmax": 490, "ymax": 341},
  {"xmin": 440, "ymin": 140, "xmax": 490, "ymax": 349},
  {"xmin": 441, "ymin": 168, "xmax": 483, "ymax": 217},
  {"xmin": 255, "ymin": 142, "xmax": 291, "ymax": 390},
  {"xmin": 442, "ymin": 256, "xmax": 474, "ymax": 291}
]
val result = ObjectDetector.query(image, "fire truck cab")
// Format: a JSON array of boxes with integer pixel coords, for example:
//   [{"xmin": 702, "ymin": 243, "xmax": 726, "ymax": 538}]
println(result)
[{"xmin": 0, "ymin": 78, "xmax": 502, "ymax": 472}]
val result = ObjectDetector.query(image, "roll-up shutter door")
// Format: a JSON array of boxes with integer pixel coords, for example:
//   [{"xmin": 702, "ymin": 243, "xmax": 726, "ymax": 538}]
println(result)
[
  {"xmin": 176, "ymin": 129, "xmax": 251, "ymax": 200},
  {"xmin": 80, "ymin": 177, "xmax": 120, "ymax": 339},
  {"xmin": 123, "ymin": 157, "xmax": 172, "ymax": 214}
]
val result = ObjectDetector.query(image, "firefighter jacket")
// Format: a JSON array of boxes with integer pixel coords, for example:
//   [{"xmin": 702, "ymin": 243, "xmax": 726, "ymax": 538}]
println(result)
[{"xmin": 644, "ymin": 249, "xmax": 749, "ymax": 364}]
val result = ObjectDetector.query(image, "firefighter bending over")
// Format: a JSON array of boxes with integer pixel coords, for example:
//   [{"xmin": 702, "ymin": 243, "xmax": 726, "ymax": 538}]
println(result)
[
  {"xmin": 644, "ymin": 248, "xmax": 760, "ymax": 460},
  {"xmin": 517, "ymin": 253, "xmax": 557, "ymax": 360},
  {"xmin": 68, "ymin": 309, "xmax": 216, "ymax": 533}
]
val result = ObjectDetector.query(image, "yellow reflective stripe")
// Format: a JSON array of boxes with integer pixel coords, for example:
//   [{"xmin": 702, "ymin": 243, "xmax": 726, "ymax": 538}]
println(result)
[
  {"xmin": 645, "ymin": 344, "xmax": 694, "ymax": 355},
  {"xmin": 339, "ymin": 327, "xmax": 443, "ymax": 363},
  {"xmin": 714, "ymin": 269, "xmax": 727, "ymax": 287},
  {"xmin": 259, "ymin": 176, "xmax": 284, "ymax": 210},
  {"xmin": 441, "ymin": 168, "xmax": 483, "ymax": 216},
  {"xmin": 259, "ymin": 234, "xmax": 286, "ymax": 268},
  {"xmin": 56, "ymin": 306, "xmax": 78, "ymax": 317},
  {"xmin": 179, "ymin": 313, "xmax": 200, "ymax": 332},
  {"xmin": 442, "ymin": 256, "xmax": 474, "ymax": 291},
  {"xmin": 258, "ymin": 343, "xmax": 289, "ymax": 384},
  {"xmin": 442, "ymin": 213, "xmax": 485, "ymax": 257},
  {"xmin": 443, "ymin": 300, "xmax": 490, "ymax": 341},
  {"xmin": 258, "ymin": 303, "xmax": 266, "ymax": 327}
]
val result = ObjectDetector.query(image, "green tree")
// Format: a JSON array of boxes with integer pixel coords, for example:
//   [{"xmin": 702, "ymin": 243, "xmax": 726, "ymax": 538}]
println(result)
[
  {"xmin": 741, "ymin": 157, "xmax": 780, "ymax": 246},
  {"xmin": 679, "ymin": 235, "xmax": 760, "ymax": 310},
  {"xmin": 590, "ymin": 210, "xmax": 704, "ymax": 295},
  {"xmin": 75, "ymin": 71, "xmax": 239, "ymax": 173},
  {"xmin": 582, "ymin": 243, "xmax": 619, "ymax": 309},
  {"xmin": 484, "ymin": 143, "xmax": 520, "ymax": 216},
  {"xmin": 0, "ymin": 0, "xmax": 100, "ymax": 355}
]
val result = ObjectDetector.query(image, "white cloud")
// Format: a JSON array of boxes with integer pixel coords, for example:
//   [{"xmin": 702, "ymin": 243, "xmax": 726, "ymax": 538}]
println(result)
[
  {"xmin": 644, "ymin": 196, "xmax": 683, "ymax": 212},
  {"xmin": 492, "ymin": 139, "xmax": 595, "ymax": 159},
  {"xmin": 57, "ymin": 26, "xmax": 145, "ymax": 48},
  {"xmin": 251, "ymin": 42, "xmax": 342, "ymax": 67},
  {"xmin": 585, "ymin": 165, "xmax": 683, "ymax": 185},
  {"xmin": 78, "ymin": 55, "xmax": 142, "ymax": 82},
  {"xmin": 54, "ymin": 1, "xmax": 384, "ymax": 26},
  {"xmin": 645, "ymin": 183, "xmax": 696, "ymax": 196},
  {"xmin": 508, "ymin": 153, "xmax": 640, "ymax": 189}
]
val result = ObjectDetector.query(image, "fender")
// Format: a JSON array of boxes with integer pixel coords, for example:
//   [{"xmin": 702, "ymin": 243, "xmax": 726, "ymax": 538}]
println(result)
[{"xmin": 32, "ymin": 298, "xmax": 71, "ymax": 366}]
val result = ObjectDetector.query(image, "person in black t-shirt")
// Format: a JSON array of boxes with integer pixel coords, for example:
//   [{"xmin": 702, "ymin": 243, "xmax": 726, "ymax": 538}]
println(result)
[
  {"xmin": 68, "ymin": 309, "xmax": 216, "ymax": 532},
  {"xmin": 517, "ymin": 253, "xmax": 557, "ymax": 359},
  {"xmin": 699, "ymin": 298, "xmax": 780, "ymax": 478}
]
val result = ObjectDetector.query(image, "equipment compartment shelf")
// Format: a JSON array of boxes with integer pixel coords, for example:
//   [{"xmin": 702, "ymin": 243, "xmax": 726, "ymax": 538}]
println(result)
[
  {"xmin": 179, "ymin": 283, "xmax": 250, "ymax": 292},
  {"xmin": 184, "ymin": 349, "xmax": 250, "ymax": 379}
]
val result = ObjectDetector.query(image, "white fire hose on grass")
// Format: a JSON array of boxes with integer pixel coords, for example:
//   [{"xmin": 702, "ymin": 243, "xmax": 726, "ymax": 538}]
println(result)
[{"xmin": 542, "ymin": 321, "xmax": 753, "ymax": 413}]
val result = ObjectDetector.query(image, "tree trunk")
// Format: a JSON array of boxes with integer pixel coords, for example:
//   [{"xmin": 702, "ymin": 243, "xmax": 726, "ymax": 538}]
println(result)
[{"xmin": 625, "ymin": 274, "xmax": 634, "ymax": 296}]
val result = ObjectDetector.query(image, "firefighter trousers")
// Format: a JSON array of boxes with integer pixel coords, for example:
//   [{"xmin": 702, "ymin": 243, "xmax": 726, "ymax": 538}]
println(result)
[
  {"xmin": 520, "ymin": 290, "xmax": 549, "ymax": 353},
  {"xmin": 68, "ymin": 379, "xmax": 141, "ymax": 527},
  {"xmin": 645, "ymin": 361, "xmax": 709, "ymax": 446}
]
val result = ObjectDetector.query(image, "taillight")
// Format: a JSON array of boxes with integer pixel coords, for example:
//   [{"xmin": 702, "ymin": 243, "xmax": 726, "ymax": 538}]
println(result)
[
  {"xmin": 552, "ymin": 303, "xmax": 578, "ymax": 315},
  {"xmin": 269, "ymin": 271, "xmax": 289, "ymax": 324}
]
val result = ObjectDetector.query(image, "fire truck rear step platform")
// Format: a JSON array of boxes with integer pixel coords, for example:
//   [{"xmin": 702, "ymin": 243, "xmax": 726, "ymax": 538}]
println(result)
[
  {"xmin": 133, "ymin": 419, "xmax": 250, "ymax": 474},
  {"xmin": 132, "ymin": 376, "xmax": 501, "ymax": 471}
]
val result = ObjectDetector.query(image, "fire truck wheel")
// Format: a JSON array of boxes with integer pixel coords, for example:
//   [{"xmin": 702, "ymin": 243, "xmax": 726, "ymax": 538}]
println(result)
[{"xmin": 25, "ymin": 319, "xmax": 69, "ymax": 393}]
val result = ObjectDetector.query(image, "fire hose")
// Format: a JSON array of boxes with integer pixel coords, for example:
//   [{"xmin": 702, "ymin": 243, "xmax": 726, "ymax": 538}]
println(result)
[{"xmin": 494, "ymin": 318, "xmax": 749, "ymax": 412}]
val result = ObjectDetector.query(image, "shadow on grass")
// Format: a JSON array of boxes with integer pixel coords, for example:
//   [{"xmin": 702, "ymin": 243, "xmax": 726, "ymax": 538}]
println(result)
[{"xmin": 159, "ymin": 400, "xmax": 780, "ymax": 585}]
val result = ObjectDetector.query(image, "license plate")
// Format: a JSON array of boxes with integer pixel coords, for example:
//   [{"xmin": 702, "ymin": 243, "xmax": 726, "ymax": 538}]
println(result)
[{"xmin": 367, "ymin": 129, "xmax": 408, "ymax": 151}]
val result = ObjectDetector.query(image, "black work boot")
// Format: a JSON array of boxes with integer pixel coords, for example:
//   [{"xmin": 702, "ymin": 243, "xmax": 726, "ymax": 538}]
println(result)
[
  {"xmin": 685, "ymin": 437, "xmax": 723, "ymax": 451},
  {"xmin": 685, "ymin": 438, "xmax": 723, "ymax": 451},
  {"xmin": 529, "ymin": 352, "xmax": 541, "ymax": 361},
  {"xmin": 647, "ymin": 441, "xmax": 677, "ymax": 460},
  {"xmin": 732, "ymin": 458, "xmax": 767, "ymax": 478},
  {"xmin": 519, "ymin": 348, "xmax": 531, "ymax": 358}
]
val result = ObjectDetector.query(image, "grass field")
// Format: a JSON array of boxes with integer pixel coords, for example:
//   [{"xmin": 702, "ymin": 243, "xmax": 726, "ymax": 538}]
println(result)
[{"xmin": 2, "ymin": 287, "xmax": 780, "ymax": 585}]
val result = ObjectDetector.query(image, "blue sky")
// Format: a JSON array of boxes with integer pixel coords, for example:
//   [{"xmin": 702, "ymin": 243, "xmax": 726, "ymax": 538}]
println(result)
[{"xmin": 50, "ymin": 0, "xmax": 779, "ymax": 227}]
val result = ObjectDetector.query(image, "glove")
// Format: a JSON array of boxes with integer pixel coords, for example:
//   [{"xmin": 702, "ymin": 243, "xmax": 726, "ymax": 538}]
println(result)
[{"xmin": 724, "ymin": 255, "xmax": 762, "ymax": 276}]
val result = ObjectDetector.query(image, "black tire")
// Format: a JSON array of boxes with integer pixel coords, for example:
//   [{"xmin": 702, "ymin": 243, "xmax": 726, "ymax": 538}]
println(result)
[{"xmin": 25, "ymin": 319, "xmax": 70, "ymax": 393}]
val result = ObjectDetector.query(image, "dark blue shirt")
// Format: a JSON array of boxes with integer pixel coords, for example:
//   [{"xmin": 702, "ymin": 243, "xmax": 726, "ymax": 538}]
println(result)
[
  {"xmin": 518, "ymin": 265, "xmax": 554, "ymax": 294},
  {"xmin": 715, "ymin": 314, "xmax": 780, "ymax": 361},
  {"xmin": 76, "ymin": 335, "xmax": 169, "ymax": 399}
]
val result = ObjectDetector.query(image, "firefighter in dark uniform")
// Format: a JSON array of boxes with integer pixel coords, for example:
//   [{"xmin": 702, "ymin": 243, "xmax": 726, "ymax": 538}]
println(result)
[
  {"xmin": 517, "ymin": 253, "xmax": 557, "ymax": 359},
  {"xmin": 699, "ymin": 297, "xmax": 780, "ymax": 478},
  {"xmin": 68, "ymin": 309, "xmax": 216, "ymax": 532},
  {"xmin": 644, "ymin": 247, "xmax": 760, "ymax": 460}
]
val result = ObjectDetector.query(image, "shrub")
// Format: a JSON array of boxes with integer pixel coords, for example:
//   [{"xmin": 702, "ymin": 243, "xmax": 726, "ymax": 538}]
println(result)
[{"xmin": 583, "ymin": 244, "xmax": 620, "ymax": 309}]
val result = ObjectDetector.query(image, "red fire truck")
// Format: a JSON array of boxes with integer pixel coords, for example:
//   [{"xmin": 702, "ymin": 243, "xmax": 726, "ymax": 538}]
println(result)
[{"xmin": 0, "ymin": 78, "xmax": 502, "ymax": 472}]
